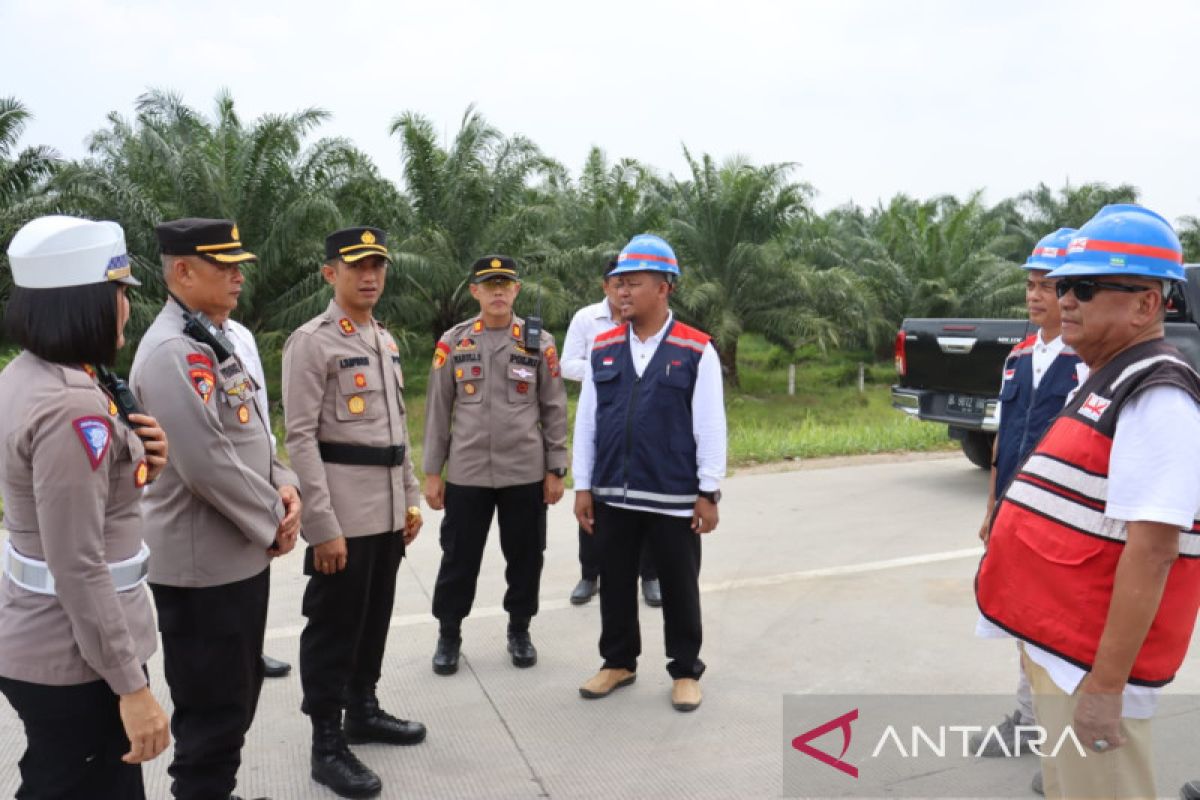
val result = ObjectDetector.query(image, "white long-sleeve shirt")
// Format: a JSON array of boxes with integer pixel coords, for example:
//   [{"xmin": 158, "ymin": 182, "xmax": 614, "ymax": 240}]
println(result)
[
  {"xmin": 572, "ymin": 312, "xmax": 726, "ymax": 518},
  {"xmin": 561, "ymin": 298, "xmax": 620, "ymax": 382}
]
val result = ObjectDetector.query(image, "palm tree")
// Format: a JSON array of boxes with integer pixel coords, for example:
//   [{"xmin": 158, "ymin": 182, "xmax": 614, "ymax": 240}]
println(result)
[
  {"xmin": 386, "ymin": 106, "xmax": 557, "ymax": 341},
  {"xmin": 666, "ymin": 150, "xmax": 828, "ymax": 386},
  {"xmin": 55, "ymin": 89, "xmax": 398, "ymax": 336},
  {"xmin": 0, "ymin": 98, "xmax": 61, "ymax": 309}
]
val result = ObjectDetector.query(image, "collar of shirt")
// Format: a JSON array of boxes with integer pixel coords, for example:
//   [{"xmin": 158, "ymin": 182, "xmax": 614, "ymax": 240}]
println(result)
[
  {"xmin": 593, "ymin": 299, "xmax": 619, "ymax": 325},
  {"xmin": 631, "ymin": 312, "xmax": 673, "ymax": 347},
  {"xmin": 1035, "ymin": 329, "xmax": 1065, "ymax": 356}
]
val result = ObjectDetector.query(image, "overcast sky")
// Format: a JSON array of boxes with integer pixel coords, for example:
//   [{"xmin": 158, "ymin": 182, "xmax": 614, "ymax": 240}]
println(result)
[{"xmin": 4, "ymin": 0, "xmax": 1198, "ymax": 224}]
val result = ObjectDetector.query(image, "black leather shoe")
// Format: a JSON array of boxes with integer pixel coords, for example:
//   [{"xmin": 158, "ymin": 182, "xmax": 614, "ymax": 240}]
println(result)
[
  {"xmin": 570, "ymin": 577, "xmax": 598, "ymax": 605},
  {"xmin": 507, "ymin": 630, "xmax": 537, "ymax": 668},
  {"xmin": 345, "ymin": 693, "xmax": 427, "ymax": 746},
  {"xmin": 432, "ymin": 635, "xmax": 461, "ymax": 675},
  {"xmin": 642, "ymin": 579, "xmax": 662, "ymax": 608},
  {"xmin": 311, "ymin": 717, "xmax": 382, "ymax": 798},
  {"xmin": 261, "ymin": 653, "xmax": 291, "ymax": 678}
]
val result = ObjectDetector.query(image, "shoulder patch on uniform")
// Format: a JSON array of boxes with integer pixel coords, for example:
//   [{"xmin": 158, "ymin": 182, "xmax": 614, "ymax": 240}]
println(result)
[
  {"xmin": 544, "ymin": 345, "xmax": 560, "ymax": 377},
  {"xmin": 189, "ymin": 368, "xmax": 215, "ymax": 403},
  {"xmin": 72, "ymin": 416, "xmax": 112, "ymax": 470},
  {"xmin": 186, "ymin": 353, "xmax": 214, "ymax": 369},
  {"xmin": 433, "ymin": 341, "xmax": 451, "ymax": 370}
]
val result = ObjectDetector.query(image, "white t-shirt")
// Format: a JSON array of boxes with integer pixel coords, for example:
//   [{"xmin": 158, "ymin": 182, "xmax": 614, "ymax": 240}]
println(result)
[
  {"xmin": 978, "ymin": 382, "xmax": 1200, "ymax": 717},
  {"xmin": 561, "ymin": 299, "xmax": 619, "ymax": 383}
]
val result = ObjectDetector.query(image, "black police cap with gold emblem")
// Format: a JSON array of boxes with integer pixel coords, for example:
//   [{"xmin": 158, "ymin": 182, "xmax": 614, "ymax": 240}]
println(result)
[
  {"xmin": 469, "ymin": 254, "xmax": 519, "ymax": 284},
  {"xmin": 156, "ymin": 218, "xmax": 257, "ymax": 265},
  {"xmin": 326, "ymin": 226, "xmax": 391, "ymax": 264}
]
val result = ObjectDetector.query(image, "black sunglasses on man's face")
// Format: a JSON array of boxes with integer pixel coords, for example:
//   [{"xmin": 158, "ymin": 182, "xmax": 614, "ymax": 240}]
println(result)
[{"xmin": 1055, "ymin": 277, "xmax": 1152, "ymax": 303}]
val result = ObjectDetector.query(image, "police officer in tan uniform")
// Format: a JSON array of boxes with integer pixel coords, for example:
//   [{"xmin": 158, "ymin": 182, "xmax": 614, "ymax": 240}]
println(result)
[
  {"xmin": 424, "ymin": 255, "xmax": 569, "ymax": 675},
  {"xmin": 283, "ymin": 226, "xmax": 425, "ymax": 798},
  {"xmin": 0, "ymin": 216, "xmax": 171, "ymax": 798},
  {"xmin": 130, "ymin": 218, "xmax": 302, "ymax": 800}
]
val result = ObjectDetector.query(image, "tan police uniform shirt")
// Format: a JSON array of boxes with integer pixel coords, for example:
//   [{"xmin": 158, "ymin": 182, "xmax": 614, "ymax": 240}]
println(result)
[
  {"xmin": 423, "ymin": 315, "xmax": 568, "ymax": 487},
  {"xmin": 0, "ymin": 353, "xmax": 156, "ymax": 694},
  {"xmin": 130, "ymin": 299, "xmax": 298, "ymax": 587},
  {"xmin": 282, "ymin": 300, "xmax": 420, "ymax": 545}
]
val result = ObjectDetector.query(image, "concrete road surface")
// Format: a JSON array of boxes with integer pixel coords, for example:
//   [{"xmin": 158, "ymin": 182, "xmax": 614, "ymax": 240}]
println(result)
[{"xmin": 3, "ymin": 452, "xmax": 1199, "ymax": 798}]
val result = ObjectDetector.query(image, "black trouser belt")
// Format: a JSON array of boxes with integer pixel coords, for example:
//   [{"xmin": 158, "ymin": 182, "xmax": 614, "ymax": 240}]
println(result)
[{"xmin": 318, "ymin": 442, "xmax": 406, "ymax": 467}]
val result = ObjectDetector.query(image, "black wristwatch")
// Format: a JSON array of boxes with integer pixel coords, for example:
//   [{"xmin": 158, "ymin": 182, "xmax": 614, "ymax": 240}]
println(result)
[
  {"xmin": 548, "ymin": 468, "xmax": 567, "ymax": 478},
  {"xmin": 698, "ymin": 490, "xmax": 721, "ymax": 504}
]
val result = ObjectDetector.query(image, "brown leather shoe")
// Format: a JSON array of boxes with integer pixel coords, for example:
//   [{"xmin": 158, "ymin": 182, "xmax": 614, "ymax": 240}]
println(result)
[
  {"xmin": 579, "ymin": 668, "xmax": 636, "ymax": 699},
  {"xmin": 671, "ymin": 678, "xmax": 702, "ymax": 712}
]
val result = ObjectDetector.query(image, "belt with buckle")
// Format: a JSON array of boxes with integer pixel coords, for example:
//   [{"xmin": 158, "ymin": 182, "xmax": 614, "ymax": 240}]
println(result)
[{"xmin": 318, "ymin": 442, "xmax": 407, "ymax": 467}]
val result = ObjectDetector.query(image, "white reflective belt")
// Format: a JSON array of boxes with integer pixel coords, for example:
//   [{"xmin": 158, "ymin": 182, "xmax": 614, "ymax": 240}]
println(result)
[{"xmin": 2, "ymin": 540, "xmax": 150, "ymax": 596}]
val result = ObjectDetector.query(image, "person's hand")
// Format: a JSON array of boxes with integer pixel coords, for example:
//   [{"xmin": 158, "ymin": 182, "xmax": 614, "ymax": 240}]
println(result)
[
  {"xmin": 128, "ymin": 412, "xmax": 168, "ymax": 482},
  {"xmin": 404, "ymin": 507, "xmax": 423, "ymax": 545},
  {"xmin": 119, "ymin": 685, "xmax": 170, "ymax": 764},
  {"xmin": 424, "ymin": 474, "xmax": 445, "ymax": 511},
  {"xmin": 692, "ymin": 497, "xmax": 719, "ymax": 534},
  {"xmin": 271, "ymin": 485, "xmax": 301, "ymax": 556},
  {"xmin": 575, "ymin": 490, "xmax": 594, "ymax": 535},
  {"xmin": 313, "ymin": 536, "xmax": 348, "ymax": 574},
  {"xmin": 1073, "ymin": 674, "xmax": 1126, "ymax": 753},
  {"xmin": 544, "ymin": 473, "xmax": 565, "ymax": 505},
  {"xmin": 978, "ymin": 520, "xmax": 991, "ymax": 545}
]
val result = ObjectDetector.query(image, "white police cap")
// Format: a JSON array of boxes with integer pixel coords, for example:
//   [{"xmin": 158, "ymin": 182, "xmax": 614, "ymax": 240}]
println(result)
[{"xmin": 6, "ymin": 215, "xmax": 140, "ymax": 289}]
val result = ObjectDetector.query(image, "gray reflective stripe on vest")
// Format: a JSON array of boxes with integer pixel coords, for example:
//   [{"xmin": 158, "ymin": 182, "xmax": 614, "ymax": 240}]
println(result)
[
  {"xmin": 665, "ymin": 335, "xmax": 705, "ymax": 354},
  {"xmin": 1006, "ymin": 480, "xmax": 1200, "ymax": 557},
  {"xmin": 592, "ymin": 486, "xmax": 699, "ymax": 504},
  {"xmin": 1023, "ymin": 455, "xmax": 1108, "ymax": 504},
  {"xmin": 2, "ymin": 540, "xmax": 151, "ymax": 596},
  {"xmin": 1110, "ymin": 354, "xmax": 1193, "ymax": 390}
]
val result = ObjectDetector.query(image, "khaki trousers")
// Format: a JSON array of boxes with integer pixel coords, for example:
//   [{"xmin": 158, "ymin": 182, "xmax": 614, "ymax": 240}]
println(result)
[{"xmin": 1021, "ymin": 646, "xmax": 1156, "ymax": 800}]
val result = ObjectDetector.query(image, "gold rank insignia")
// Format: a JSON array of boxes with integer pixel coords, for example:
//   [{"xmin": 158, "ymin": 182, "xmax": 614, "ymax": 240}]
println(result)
[
  {"xmin": 231, "ymin": 224, "xmax": 240, "ymax": 241},
  {"xmin": 362, "ymin": 230, "xmax": 376, "ymax": 244},
  {"xmin": 108, "ymin": 399, "xmax": 118, "ymax": 416},
  {"xmin": 464, "ymin": 383, "xmax": 477, "ymax": 395},
  {"xmin": 490, "ymin": 258, "xmax": 501, "ymax": 268},
  {"xmin": 339, "ymin": 318, "xmax": 356, "ymax": 336},
  {"xmin": 348, "ymin": 395, "xmax": 366, "ymax": 414},
  {"xmin": 455, "ymin": 368, "xmax": 463, "ymax": 379},
  {"xmin": 511, "ymin": 323, "xmax": 521, "ymax": 339},
  {"xmin": 237, "ymin": 405, "xmax": 251, "ymax": 424},
  {"xmin": 134, "ymin": 460, "xmax": 149, "ymax": 488},
  {"xmin": 354, "ymin": 373, "xmax": 367, "ymax": 388},
  {"xmin": 472, "ymin": 320, "xmax": 483, "ymax": 334}
]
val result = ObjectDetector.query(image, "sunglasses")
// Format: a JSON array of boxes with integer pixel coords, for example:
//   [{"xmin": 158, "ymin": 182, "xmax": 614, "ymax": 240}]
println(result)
[{"xmin": 1055, "ymin": 278, "xmax": 1152, "ymax": 303}]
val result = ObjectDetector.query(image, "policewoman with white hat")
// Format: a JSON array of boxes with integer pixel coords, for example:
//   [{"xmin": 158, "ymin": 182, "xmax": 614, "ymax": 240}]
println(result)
[{"xmin": 0, "ymin": 216, "xmax": 171, "ymax": 797}]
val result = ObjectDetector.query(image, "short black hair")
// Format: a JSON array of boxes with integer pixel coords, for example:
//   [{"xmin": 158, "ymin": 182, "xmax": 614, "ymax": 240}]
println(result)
[{"xmin": 5, "ymin": 283, "xmax": 121, "ymax": 366}]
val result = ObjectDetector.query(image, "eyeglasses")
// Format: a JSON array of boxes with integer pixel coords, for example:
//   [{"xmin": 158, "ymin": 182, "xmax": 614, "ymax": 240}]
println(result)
[{"xmin": 1055, "ymin": 278, "xmax": 1152, "ymax": 303}]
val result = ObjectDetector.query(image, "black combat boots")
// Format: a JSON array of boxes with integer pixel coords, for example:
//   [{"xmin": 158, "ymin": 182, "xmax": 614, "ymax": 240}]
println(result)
[
  {"xmin": 311, "ymin": 716, "xmax": 382, "ymax": 798},
  {"xmin": 344, "ymin": 692, "xmax": 427, "ymax": 746}
]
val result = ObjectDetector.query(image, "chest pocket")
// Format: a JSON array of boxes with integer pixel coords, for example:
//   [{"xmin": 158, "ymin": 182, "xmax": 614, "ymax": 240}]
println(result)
[
  {"xmin": 334, "ymin": 359, "xmax": 383, "ymax": 421},
  {"xmin": 998, "ymin": 376, "xmax": 1021, "ymax": 404},
  {"xmin": 454, "ymin": 365, "xmax": 483, "ymax": 405},
  {"xmin": 593, "ymin": 368, "xmax": 620, "ymax": 405},
  {"xmin": 218, "ymin": 366, "xmax": 258, "ymax": 428},
  {"xmin": 506, "ymin": 361, "xmax": 538, "ymax": 404},
  {"xmin": 391, "ymin": 358, "xmax": 407, "ymax": 414},
  {"xmin": 658, "ymin": 362, "xmax": 693, "ymax": 393}
]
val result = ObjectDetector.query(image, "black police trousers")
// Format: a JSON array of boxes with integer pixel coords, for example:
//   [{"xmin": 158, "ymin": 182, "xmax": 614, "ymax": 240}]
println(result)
[
  {"xmin": 594, "ymin": 502, "xmax": 706, "ymax": 680},
  {"xmin": 432, "ymin": 481, "xmax": 546, "ymax": 631},
  {"xmin": 0, "ymin": 674, "xmax": 145, "ymax": 799},
  {"xmin": 150, "ymin": 568, "xmax": 269, "ymax": 800},
  {"xmin": 300, "ymin": 530, "xmax": 406, "ymax": 720},
  {"xmin": 578, "ymin": 524, "xmax": 657, "ymax": 582}
]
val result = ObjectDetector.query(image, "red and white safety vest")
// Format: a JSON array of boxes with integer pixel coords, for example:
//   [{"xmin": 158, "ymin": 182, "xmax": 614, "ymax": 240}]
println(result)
[{"xmin": 976, "ymin": 338, "xmax": 1200, "ymax": 686}]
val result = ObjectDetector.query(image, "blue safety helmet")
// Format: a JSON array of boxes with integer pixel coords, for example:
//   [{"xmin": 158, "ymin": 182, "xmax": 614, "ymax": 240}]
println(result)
[
  {"xmin": 1024, "ymin": 227, "xmax": 1076, "ymax": 271},
  {"xmin": 1047, "ymin": 204, "xmax": 1184, "ymax": 282},
  {"xmin": 609, "ymin": 234, "xmax": 681, "ymax": 280}
]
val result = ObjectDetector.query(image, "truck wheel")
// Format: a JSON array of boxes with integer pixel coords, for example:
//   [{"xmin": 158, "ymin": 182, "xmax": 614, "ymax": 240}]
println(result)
[{"xmin": 961, "ymin": 431, "xmax": 994, "ymax": 470}]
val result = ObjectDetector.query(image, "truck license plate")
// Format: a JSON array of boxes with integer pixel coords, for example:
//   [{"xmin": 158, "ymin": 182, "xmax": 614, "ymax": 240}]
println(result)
[{"xmin": 946, "ymin": 394, "xmax": 986, "ymax": 415}]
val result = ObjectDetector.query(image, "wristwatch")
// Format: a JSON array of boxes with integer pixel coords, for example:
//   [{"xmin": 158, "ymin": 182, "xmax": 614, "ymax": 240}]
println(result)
[
  {"xmin": 548, "ymin": 468, "xmax": 567, "ymax": 478},
  {"xmin": 698, "ymin": 490, "xmax": 721, "ymax": 504}
]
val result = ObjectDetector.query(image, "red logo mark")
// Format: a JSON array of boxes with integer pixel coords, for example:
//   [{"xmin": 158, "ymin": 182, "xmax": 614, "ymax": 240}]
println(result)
[{"xmin": 791, "ymin": 709, "xmax": 859, "ymax": 779}]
